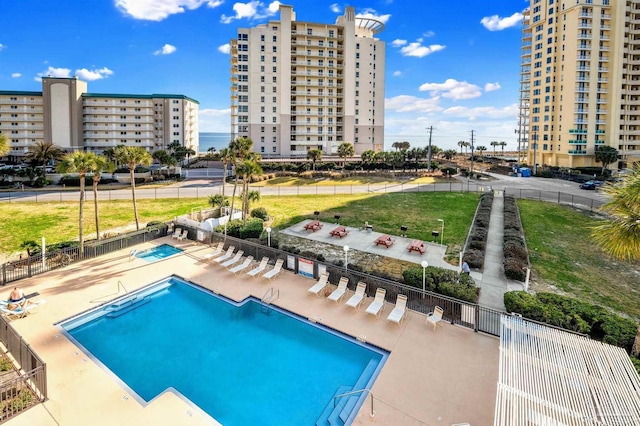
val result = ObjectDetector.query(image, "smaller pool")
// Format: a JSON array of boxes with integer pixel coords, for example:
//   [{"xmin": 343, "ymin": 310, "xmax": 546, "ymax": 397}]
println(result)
[{"xmin": 134, "ymin": 244, "xmax": 182, "ymax": 262}]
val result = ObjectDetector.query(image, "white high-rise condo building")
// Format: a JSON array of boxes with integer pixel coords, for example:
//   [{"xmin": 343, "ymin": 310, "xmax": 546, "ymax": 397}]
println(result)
[
  {"xmin": 0, "ymin": 77, "xmax": 199, "ymax": 160},
  {"xmin": 518, "ymin": 0, "xmax": 640, "ymax": 170},
  {"xmin": 230, "ymin": 4, "xmax": 385, "ymax": 157}
]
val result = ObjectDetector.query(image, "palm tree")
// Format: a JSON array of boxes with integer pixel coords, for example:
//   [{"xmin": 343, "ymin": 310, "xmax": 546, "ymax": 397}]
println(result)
[
  {"xmin": 594, "ymin": 146, "xmax": 619, "ymax": 175},
  {"xmin": 238, "ymin": 158, "xmax": 263, "ymax": 223},
  {"xmin": 499, "ymin": 141, "xmax": 507, "ymax": 156},
  {"xmin": 457, "ymin": 141, "xmax": 466, "ymax": 156},
  {"xmin": 241, "ymin": 189, "xmax": 261, "ymax": 220},
  {"xmin": 113, "ymin": 146, "xmax": 153, "ymax": 230},
  {"xmin": 361, "ymin": 149, "xmax": 376, "ymax": 169},
  {"xmin": 226, "ymin": 137, "xmax": 255, "ymax": 233},
  {"xmin": 218, "ymin": 147, "xmax": 233, "ymax": 203},
  {"xmin": 592, "ymin": 166, "xmax": 640, "ymax": 260},
  {"xmin": 337, "ymin": 142, "xmax": 354, "ymax": 168},
  {"xmin": 307, "ymin": 149, "xmax": 322, "ymax": 171},
  {"xmin": 0, "ymin": 133, "xmax": 9, "ymax": 157},
  {"xmin": 25, "ymin": 141, "xmax": 64, "ymax": 182},
  {"xmin": 476, "ymin": 145, "xmax": 487, "ymax": 158},
  {"xmin": 89, "ymin": 155, "xmax": 115, "ymax": 240},
  {"xmin": 490, "ymin": 141, "xmax": 499, "ymax": 156},
  {"xmin": 57, "ymin": 152, "xmax": 98, "ymax": 255},
  {"xmin": 443, "ymin": 149, "xmax": 457, "ymax": 161}
]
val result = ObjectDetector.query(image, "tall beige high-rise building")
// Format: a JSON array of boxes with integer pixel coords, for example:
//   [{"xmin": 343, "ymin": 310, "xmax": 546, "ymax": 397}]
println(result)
[
  {"xmin": 519, "ymin": 0, "xmax": 640, "ymax": 171},
  {"xmin": 230, "ymin": 5, "xmax": 385, "ymax": 157},
  {"xmin": 0, "ymin": 77, "xmax": 199, "ymax": 160}
]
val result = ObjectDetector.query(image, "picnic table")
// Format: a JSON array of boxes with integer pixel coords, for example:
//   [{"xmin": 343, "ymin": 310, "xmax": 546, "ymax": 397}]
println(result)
[
  {"xmin": 374, "ymin": 234, "xmax": 395, "ymax": 248},
  {"xmin": 407, "ymin": 240, "xmax": 426, "ymax": 254},
  {"xmin": 304, "ymin": 220, "xmax": 322, "ymax": 232},
  {"xmin": 330, "ymin": 226, "xmax": 349, "ymax": 238}
]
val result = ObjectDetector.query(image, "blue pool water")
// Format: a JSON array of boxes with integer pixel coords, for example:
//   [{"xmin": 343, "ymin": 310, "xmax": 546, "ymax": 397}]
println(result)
[
  {"xmin": 134, "ymin": 244, "xmax": 182, "ymax": 262},
  {"xmin": 61, "ymin": 277, "xmax": 387, "ymax": 425}
]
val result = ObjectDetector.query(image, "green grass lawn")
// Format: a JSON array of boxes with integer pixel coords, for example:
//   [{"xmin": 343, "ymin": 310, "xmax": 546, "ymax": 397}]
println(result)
[
  {"xmin": 519, "ymin": 200, "xmax": 640, "ymax": 319},
  {"xmin": 250, "ymin": 175, "xmax": 447, "ymax": 186}
]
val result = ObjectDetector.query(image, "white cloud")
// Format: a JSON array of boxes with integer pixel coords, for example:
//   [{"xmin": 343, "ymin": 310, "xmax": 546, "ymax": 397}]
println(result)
[
  {"xmin": 442, "ymin": 104, "xmax": 518, "ymax": 120},
  {"xmin": 35, "ymin": 66, "xmax": 72, "ymax": 81},
  {"xmin": 154, "ymin": 44, "xmax": 177, "ymax": 55},
  {"xmin": 218, "ymin": 43, "xmax": 231, "ymax": 54},
  {"xmin": 115, "ymin": 0, "xmax": 217, "ymax": 21},
  {"xmin": 400, "ymin": 42, "xmax": 445, "ymax": 58},
  {"xmin": 422, "ymin": 30, "xmax": 435, "ymax": 38},
  {"xmin": 356, "ymin": 8, "xmax": 391, "ymax": 24},
  {"xmin": 385, "ymin": 95, "xmax": 443, "ymax": 114},
  {"xmin": 481, "ymin": 12, "xmax": 523, "ymax": 31},
  {"xmin": 484, "ymin": 82, "xmax": 501, "ymax": 92},
  {"xmin": 391, "ymin": 39, "xmax": 407, "ymax": 47},
  {"xmin": 199, "ymin": 107, "xmax": 232, "ymax": 132},
  {"xmin": 0, "ymin": 43, "xmax": 4, "ymax": 51},
  {"xmin": 75, "ymin": 67, "xmax": 114, "ymax": 81},
  {"xmin": 220, "ymin": 0, "xmax": 280, "ymax": 24},
  {"xmin": 392, "ymin": 70, "xmax": 402, "ymax": 77},
  {"xmin": 419, "ymin": 79, "xmax": 482, "ymax": 100},
  {"xmin": 207, "ymin": 0, "xmax": 224, "ymax": 7},
  {"xmin": 11, "ymin": 73, "xmax": 21, "ymax": 78},
  {"xmin": 329, "ymin": 3, "xmax": 340, "ymax": 13}
]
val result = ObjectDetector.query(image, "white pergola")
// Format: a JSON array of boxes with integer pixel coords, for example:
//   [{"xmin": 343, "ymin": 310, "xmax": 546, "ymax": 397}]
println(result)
[{"xmin": 495, "ymin": 315, "xmax": 640, "ymax": 425}]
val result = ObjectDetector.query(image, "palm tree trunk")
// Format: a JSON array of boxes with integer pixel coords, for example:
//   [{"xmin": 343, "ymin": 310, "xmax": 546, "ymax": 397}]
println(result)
[
  {"xmin": 130, "ymin": 167, "xmax": 140, "ymax": 230},
  {"xmin": 79, "ymin": 176, "xmax": 85, "ymax": 255},
  {"xmin": 221, "ymin": 160, "xmax": 227, "ymax": 200},
  {"xmin": 93, "ymin": 177, "xmax": 100, "ymax": 240},
  {"xmin": 226, "ymin": 175, "xmax": 239, "ymax": 242}
]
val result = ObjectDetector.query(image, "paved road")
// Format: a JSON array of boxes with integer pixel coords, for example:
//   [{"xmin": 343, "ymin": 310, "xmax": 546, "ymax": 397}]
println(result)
[{"xmin": 0, "ymin": 170, "xmax": 609, "ymax": 207}]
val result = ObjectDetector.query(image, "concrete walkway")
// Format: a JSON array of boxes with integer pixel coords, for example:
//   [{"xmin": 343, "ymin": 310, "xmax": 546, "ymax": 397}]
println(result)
[{"xmin": 478, "ymin": 191, "xmax": 524, "ymax": 311}]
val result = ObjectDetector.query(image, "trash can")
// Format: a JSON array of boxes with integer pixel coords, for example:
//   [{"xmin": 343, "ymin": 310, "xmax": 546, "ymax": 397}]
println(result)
[
  {"xmin": 431, "ymin": 231, "xmax": 439, "ymax": 242},
  {"xmin": 366, "ymin": 225, "xmax": 373, "ymax": 233}
]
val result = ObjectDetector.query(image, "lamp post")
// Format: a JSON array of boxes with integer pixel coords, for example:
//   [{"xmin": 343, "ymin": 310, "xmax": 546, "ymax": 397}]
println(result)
[
  {"xmin": 437, "ymin": 219, "xmax": 444, "ymax": 246},
  {"xmin": 266, "ymin": 227, "xmax": 272, "ymax": 247},
  {"xmin": 343, "ymin": 245, "xmax": 349, "ymax": 270},
  {"xmin": 421, "ymin": 260, "xmax": 428, "ymax": 298}
]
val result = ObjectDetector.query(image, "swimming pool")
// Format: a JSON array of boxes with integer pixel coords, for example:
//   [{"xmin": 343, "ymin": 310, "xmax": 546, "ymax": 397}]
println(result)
[
  {"xmin": 60, "ymin": 276, "xmax": 387, "ymax": 425},
  {"xmin": 134, "ymin": 244, "xmax": 182, "ymax": 262}
]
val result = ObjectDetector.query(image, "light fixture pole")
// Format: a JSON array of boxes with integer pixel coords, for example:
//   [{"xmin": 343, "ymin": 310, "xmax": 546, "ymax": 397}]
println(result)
[
  {"xmin": 437, "ymin": 219, "xmax": 444, "ymax": 246},
  {"xmin": 266, "ymin": 227, "xmax": 272, "ymax": 247},
  {"xmin": 421, "ymin": 260, "xmax": 428, "ymax": 298},
  {"xmin": 343, "ymin": 245, "xmax": 349, "ymax": 270}
]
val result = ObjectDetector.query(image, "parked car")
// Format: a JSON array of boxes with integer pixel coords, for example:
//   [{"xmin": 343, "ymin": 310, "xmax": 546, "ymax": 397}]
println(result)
[{"xmin": 579, "ymin": 180, "xmax": 604, "ymax": 190}]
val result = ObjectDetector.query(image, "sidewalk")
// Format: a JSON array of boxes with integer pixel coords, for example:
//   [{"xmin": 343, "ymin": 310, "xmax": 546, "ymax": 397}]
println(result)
[{"xmin": 478, "ymin": 191, "xmax": 524, "ymax": 311}]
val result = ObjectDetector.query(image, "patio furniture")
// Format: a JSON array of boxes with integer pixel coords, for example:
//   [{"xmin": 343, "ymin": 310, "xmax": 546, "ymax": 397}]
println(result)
[
  {"xmin": 171, "ymin": 227, "xmax": 182, "ymax": 239},
  {"xmin": 247, "ymin": 257, "xmax": 269, "ymax": 278},
  {"xmin": 374, "ymin": 234, "xmax": 395, "ymax": 248},
  {"xmin": 304, "ymin": 219, "xmax": 323, "ymax": 232},
  {"xmin": 426, "ymin": 306, "xmax": 444, "ymax": 330},
  {"xmin": 308, "ymin": 272, "xmax": 330, "ymax": 296},
  {"xmin": 0, "ymin": 300, "xmax": 46, "ymax": 320},
  {"xmin": 386, "ymin": 294, "xmax": 408, "ymax": 325},
  {"xmin": 176, "ymin": 229, "xmax": 189, "ymax": 241},
  {"xmin": 213, "ymin": 246, "xmax": 235, "ymax": 264},
  {"xmin": 365, "ymin": 288, "xmax": 386, "ymax": 318},
  {"xmin": 221, "ymin": 250, "xmax": 244, "ymax": 268},
  {"xmin": 407, "ymin": 240, "xmax": 426, "ymax": 254},
  {"xmin": 202, "ymin": 242, "xmax": 225, "ymax": 261},
  {"xmin": 229, "ymin": 256, "xmax": 254, "ymax": 275},
  {"xmin": 345, "ymin": 282, "xmax": 367, "ymax": 310},
  {"xmin": 263, "ymin": 259, "xmax": 284, "ymax": 281},
  {"xmin": 327, "ymin": 277, "xmax": 349, "ymax": 303},
  {"xmin": 329, "ymin": 226, "xmax": 349, "ymax": 239}
]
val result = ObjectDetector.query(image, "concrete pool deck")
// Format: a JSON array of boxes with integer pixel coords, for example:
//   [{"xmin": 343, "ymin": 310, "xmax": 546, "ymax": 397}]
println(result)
[{"xmin": 6, "ymin": 237, "xmax": 498, "ymax": 426}]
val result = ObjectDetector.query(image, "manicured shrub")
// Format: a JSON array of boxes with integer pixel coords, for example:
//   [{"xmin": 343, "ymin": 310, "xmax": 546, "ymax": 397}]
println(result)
[
  {"xmin": 402, "ymin": 265, "xmax": 478, "ymax": 303},
  {"xmin": 438, "ymin": 282, "xmax": 479, "ymax": 303},
  {"xmin": 468, "ymin": 239, "xmax": 486, "ymax": 250},
  {"xmin": 250, "ymin": 207, "xmax": 268, "ymax": 220},
  {"xmin": 502, "ymin": 196, "xmax": 529, "ymax": 282},
  {"xmin": 238, "ymin": 218, "xmax": 264, "ymax": 239},
  {"xmin": 504, "ymin": 242, "xmax": 528, "ymax": 261},
  {"xmin": 463, "ymin": 249, "xmax": 484, "ymax": 269},
  {"xmin": 504, "ymin": 258, "xmax": 527, "ymax": 281}
]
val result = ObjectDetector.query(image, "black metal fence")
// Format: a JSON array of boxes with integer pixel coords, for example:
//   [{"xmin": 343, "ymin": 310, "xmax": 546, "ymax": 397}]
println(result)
[
  {"xmin": 190, "ymin": 227, "xmax": 505, "ymax": 336},
  {"xmin": 0, "ymin": 315, "xmax": 47, "ymax": 422},
  {"xmin": 0, "ymin": 225, "xmax": 169, "ymax": 286},
  {"xmin": 504, "ymin": 188, "xmax": 605, "ymax": 211}
]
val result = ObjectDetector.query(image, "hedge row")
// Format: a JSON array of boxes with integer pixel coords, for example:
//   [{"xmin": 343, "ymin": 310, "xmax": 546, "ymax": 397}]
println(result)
[
  {"xmin": 503, "ymin": 196, "xmax": 529, "ymax": 281},
  {"xmin": 214, "ymin": 218, "xmax": 264, "ymax": 239},
  {"xmin": 403, "ymin": 266, "xmax": 479, "ymax": 303},
  {"xmin": 504, "ymin": 291, "xmax": 637, "ymax": 352},
  {"xmin": 463, "ymin": 192, "xmax": 494, "ymax": 269}
]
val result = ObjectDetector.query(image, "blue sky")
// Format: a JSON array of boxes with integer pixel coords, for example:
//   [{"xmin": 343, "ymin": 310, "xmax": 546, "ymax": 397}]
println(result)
[{"xmin": 0, "ymin": 0, "xmax": 528, "ymax": 151}]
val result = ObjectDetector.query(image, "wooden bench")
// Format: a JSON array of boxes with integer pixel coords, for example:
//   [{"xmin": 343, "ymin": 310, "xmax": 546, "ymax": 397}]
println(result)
[
  {"xmin": 304, "ymin": 220, "xmax": 322, "ymax": 232},
  {"xmin": 374, "ymin": 234, "xmax": 395, "ymax": 248},
  {"xmin": 407, "ymin": 240, "xmax": 426, "ymax": 254},
  {"xmin": 330, "ymin": 226, "xmax": 349, "ymax": 238}
]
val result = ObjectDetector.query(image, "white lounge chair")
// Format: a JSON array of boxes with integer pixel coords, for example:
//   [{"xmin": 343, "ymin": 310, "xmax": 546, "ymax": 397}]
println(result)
[
  {"xmin": 386, "ymin": 294, "xmax": 408, "ymax": 325},
  {"xmin": 213, "ymin": 246, "xmax": 235, "ymax": 264},
  {"xmin": 345, "ymin": 282, "xmax": 367, "ymax": 310},
  {"xmin": 221, "ymin": 250, "xmax": 244, "ymax": 268},
  {"xmin": 262, "ymin": 259, "xmax": 284, "ymax": 281},
  {"xmin": 229, "ymin": 256, "xmax": 254, "ymax": 275},
  {"xmin": 0, "ymin": 300, "xmax": 46, "ymax": 319},
  {"xmin": 171, "ymin": 227, "xmax": 182, "ymax": 239},
  {"xmin": 365, "ymin": 288, "xmax": 386, "ymax": 318},
  {"xmin": 426, "ymin": 306, "xmax": 444, "ymax": 330},
  {"xmin": 327, "ymin": 277, "xmax": 349, "ymax": 303},
  {"xmin": 247, "ymin": 257, "xmax": 269, "ymax": 278},
  {"xmin": 202, "ymin": 242, "xmax": 225, "ymax": 261},
  {"xmin": 308, "ymin": 272, "xmax": 330, "ymax": 297},
  {"xmin": 176, "ymin": 229, "xmax": 189, "ymax": 241}
]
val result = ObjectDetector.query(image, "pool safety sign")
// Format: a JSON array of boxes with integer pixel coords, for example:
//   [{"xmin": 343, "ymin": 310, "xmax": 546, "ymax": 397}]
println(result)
[{"xmin": 298, "ymin": 258, "xmax": 314, "ymax": 278}]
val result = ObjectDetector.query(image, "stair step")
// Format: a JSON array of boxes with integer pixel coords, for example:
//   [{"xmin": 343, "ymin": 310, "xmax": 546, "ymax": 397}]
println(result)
[
  {"xmin": 338, "ymin": 359, "xmax": 378, "ymax": 424},
  {"xmin": 106, "ymin": 298, "xmax": 150, "ymax": 318},
  {"xmin": 315, "ymin": 385, "xmax": 351, "ymax": 426}
]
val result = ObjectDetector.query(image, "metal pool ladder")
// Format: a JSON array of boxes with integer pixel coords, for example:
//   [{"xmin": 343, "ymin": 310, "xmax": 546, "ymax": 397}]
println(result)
[{"xmin": 261, "ymin": 287, "xmax": 279, "ymax": 314}]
